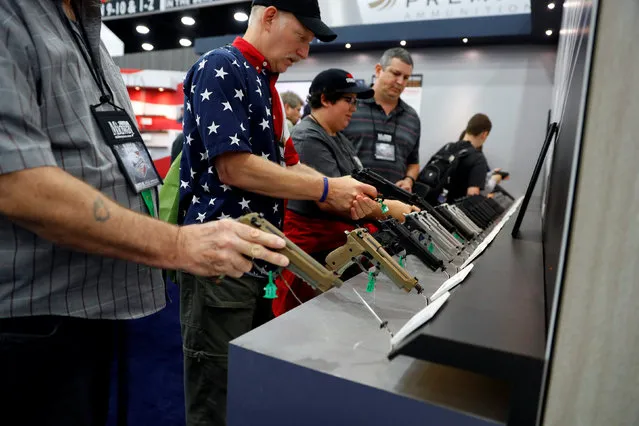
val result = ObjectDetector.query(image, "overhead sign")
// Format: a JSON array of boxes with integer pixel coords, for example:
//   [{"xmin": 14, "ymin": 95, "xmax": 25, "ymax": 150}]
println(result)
[
  {"xmin": 164, "ymin": 0, "xmax": 221, "ymax": 10},
  {"xmin": 101, "ymin": 0, "xmax": 160, "ymax": 18},
  {"xmin": 356, "ymin": 0, "xmax": 530, "ymax": 25},
  {"xmin": 101, "ymin": 0, "xmax": 244, "ymax": 18}
]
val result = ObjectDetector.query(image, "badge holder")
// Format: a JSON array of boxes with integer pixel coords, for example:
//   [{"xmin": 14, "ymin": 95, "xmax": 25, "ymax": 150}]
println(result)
[
  {"xmin": 374, "ymin": 134, "xmax": 396, "ymax": 162},
  {"xmin": 91, "ymin": 101, "xmax": 163, "ymax": 216},
  {"xmin": 370, "ymin": 106, "xmax": 399, "ymax": 162}
]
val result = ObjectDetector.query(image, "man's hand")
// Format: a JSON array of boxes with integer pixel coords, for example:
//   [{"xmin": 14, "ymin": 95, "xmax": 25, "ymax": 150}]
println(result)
[
  {"xmin": 351, "ymin": 195, "xmax": 380, "ymax": 220},
  {"xmin": 175, "ymin": 219, "xmax": 289, "ymax": 278},
  {"xmin": 386, "ymin": 200, "xmax": 420, "ymax": 223},
  {"xmin": 490, "ymin": 174, "xmax": 503, "ymax": 184},
  {"xmin": 350, "ymin": 196, "xmax": 419, "ymax": 223},
  {"xmin": 395, "ymin": 177, "xmax": 413, "ymax": 192},
  {"xmin": 467, "ymin": 187, "xmax": 481, "ymax": 196},
  {"xmin": 323, "ymin": 176, "xmax": 378, "ymax": 215}
]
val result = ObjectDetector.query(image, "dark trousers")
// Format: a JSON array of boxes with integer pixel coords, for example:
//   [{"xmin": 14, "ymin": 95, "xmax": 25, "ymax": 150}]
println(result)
[
  {"xmin": 178, "ymin": 272, "xmax": 272, "ymax": 426},
  {"xmin": 0, "ymin": 316, "xmax": 119, "ymax": 426}
]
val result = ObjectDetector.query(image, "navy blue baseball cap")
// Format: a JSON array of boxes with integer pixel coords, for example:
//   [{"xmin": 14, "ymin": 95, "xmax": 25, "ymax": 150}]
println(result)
[{"xmin": 252, "ymin": 0, "xmax": 337, "ymax": 42}]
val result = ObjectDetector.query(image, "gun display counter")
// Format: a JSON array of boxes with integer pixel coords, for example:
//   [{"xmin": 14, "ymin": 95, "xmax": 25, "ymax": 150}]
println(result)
[{"xmin": 227, "ymin": 199, "xmax": 545, "ymax": 426}]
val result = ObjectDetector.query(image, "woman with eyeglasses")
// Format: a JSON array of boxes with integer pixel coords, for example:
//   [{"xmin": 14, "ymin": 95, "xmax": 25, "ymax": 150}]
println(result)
[{"xmin": 273, "ymin": 69, "xmax": 416, "ymax": 316}]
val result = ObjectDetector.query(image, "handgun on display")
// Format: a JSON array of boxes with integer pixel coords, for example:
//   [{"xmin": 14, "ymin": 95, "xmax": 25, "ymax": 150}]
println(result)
[
  {"xmin": 403, "ymin": 214, "xmax": 460, "ymax": 261},
  {"xmin": 237, "ymin": 213, "xmax": 343, "ymax": 292},
  {"xmin": 374, "ymin": 218, "xmax": 446, "ymax": 272},
  {"xmin": 351, "ymin": 168, "xmax": 457, "ymax": 233},
  {"xmin": 325, "ymin": 228, "xmax": 424, "ymax": 294},
  {"xmin": 435, "ymin": 204, "xmax": 481, "ymax": 240}
]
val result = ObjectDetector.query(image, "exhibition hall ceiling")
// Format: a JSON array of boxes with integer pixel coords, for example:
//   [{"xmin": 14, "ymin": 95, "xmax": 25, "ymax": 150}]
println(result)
[{"xmin": 103, "ymin": 1, "xmax": 562, "ymax": 54}]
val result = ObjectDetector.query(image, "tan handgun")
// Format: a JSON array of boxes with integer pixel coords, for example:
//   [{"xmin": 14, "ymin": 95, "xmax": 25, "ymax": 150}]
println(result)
[
  {"xmin": 237, "ymin": 213, "xmax": 343, "ymax": 292},
  {"xmin": 325, "ymin": 228, "xmax": 424, "ymax": 294}
]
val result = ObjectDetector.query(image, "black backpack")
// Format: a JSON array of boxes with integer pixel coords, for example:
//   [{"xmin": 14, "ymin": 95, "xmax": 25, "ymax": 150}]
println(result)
[{"xmin": 416, "ymin": 141, "xmax": 471, "ymax": 198}]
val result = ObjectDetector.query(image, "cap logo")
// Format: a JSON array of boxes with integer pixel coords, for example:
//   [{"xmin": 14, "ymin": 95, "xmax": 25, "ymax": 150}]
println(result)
[
  {"xmin": 368, "ymin": 0, "xmax": 397, "ymax": 9},
  {"xmin": 345, "ymin": 73, "xmax": 356, "ymax": 84}
]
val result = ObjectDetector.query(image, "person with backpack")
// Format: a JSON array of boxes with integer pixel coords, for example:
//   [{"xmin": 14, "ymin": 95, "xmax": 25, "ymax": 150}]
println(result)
[{"xmin": 417, "ymin": 114, "xmax": 492, "ymax": 203}]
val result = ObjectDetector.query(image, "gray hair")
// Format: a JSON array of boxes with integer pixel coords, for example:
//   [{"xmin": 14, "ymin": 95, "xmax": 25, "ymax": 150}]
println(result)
[
  {"xmin": 248, "ymin": 5, "xmax": 293, "ymax": 28},
  {"xmin": 380, "ymin": 47, "xmax": 414, "ymax": 69},
  {"xmin": 248, "ymin": 5, "xmax": 265, "ymax": 27},
  {"xmin": 280, "ymin": 91, "xmax": 303, "ymax": 108}
]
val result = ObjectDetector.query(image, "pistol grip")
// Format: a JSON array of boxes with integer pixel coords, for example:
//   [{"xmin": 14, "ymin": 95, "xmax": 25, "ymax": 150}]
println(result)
[{"xmin": 325, "ymin": 242, "xmax": 363, "ymax": 275}]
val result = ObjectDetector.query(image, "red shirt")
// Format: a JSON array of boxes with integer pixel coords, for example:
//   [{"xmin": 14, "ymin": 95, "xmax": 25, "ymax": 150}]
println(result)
[
  {"xmin": 232, "ymin": 37, "xmax": 299, "ymax": 166},
  {"xmin": 272, "ymin": 210, "xmax": 379, "ymax": 317}
]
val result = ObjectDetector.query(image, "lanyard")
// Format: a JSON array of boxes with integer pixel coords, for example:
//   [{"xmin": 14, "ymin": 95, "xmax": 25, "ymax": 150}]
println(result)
[
  {"xmin": 141, "ymin": 189, "xmax": 156, "ymax": 217},
  {"xmin": 56, "ymin": 2, "xmax": 156, "ymax": 217},
  {"xmin": 56, "ymin": 2, "xmax": 114, "ymax": 106},
  {"xmin": 369, "ymin": 104, "xmax": 399, "ymax": 144}
]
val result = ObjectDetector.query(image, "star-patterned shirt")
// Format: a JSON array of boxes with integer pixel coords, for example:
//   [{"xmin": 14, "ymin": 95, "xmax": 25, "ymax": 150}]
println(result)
[{"xmin": 179, "ymin": 38, "xmax": 299, "ymax": 235}]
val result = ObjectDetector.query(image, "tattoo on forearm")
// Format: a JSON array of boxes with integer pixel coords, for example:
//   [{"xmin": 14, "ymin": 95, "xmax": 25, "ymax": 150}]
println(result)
[{"xmin": 93, "ymin": 197, "xmax": 111, "ymax": 222}]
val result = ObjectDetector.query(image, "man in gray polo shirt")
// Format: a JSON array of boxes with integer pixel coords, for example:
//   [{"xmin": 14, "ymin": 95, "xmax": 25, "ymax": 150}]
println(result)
[
  {"xmin": 0, "ymin": 1, "xmax": 288, "ymax": 424},
  {"xmin": 343, "ymin": 48, "xmax": 421, "ymax": 192}
]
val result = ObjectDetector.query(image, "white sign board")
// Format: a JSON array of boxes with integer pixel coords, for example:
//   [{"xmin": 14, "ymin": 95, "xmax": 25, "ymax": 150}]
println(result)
[{"xmin": 356, "ymin": 0, "xmax": 531, "ymax": 25}]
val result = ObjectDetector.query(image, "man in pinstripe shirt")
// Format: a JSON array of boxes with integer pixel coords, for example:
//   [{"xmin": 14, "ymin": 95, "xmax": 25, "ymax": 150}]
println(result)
[
  {"xmin": 342, "ymin": 48, "xmax": 422, "ymax": 192},
  {"xmin": 0, "ymin": 1, "xmax": 288, "ymax": 424}
]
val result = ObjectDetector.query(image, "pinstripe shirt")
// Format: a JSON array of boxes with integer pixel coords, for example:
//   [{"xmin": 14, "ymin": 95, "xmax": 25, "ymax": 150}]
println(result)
[
  {"xmin": 342, "ymin": 97, "xmax": 421, "ymax": 183},
  {"xmin": 0, "ymin": 0, "xmax": 166, "ymax": 319}
]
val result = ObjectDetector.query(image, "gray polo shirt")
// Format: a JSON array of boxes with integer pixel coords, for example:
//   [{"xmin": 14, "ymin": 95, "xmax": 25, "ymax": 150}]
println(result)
[
  {"xmin": 0, "ymin": 0, "xmax": 165, "ymax": 319},
  {"xmin": 288, "ymin": 117, "xmax": 361, "ymax": 218},
  {"xmin": 342, "ymin": 97, "xmax": 421, "ymax": 183}
]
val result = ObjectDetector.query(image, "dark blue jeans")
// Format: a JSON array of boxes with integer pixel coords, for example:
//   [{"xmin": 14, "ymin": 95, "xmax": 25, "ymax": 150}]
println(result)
[
  {"xmin": 0, "ymin": 316, "xmax": 118, "ymax": 426},
  {"xmin": 178, "ymin": 273, "xmax": 273, "ymax": 426}
]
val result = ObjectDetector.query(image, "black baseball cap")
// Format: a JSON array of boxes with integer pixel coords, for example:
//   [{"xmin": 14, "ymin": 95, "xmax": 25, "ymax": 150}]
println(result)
[
  {"xmin": 252, "ymin": 0, "xmax": 337, "ymax": 42},
  {"xmin": 310, "ymin": 69, "xmax": 374, "ymax": 99}
]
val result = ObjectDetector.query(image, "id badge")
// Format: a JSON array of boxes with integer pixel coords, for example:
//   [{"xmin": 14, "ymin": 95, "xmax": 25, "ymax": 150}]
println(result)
[
  {"xmin": 92, "ymin": 108, "xmax": 162, "ymax": 193},
  {"xmin": 374, "ymin": 132, "xmax": 396, "ymax": 162}
]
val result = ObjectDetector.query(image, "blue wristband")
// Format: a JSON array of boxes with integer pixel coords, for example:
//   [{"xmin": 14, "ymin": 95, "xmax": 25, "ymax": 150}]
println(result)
[{"xmin": 319, "ymin": 177, "xmax": 329, "ymax": 203}]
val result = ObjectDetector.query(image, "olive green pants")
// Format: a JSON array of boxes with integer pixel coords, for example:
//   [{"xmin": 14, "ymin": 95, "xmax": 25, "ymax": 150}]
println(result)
[{"xmin": 178, "ymin": 272, "xmax": 272, "ymax": 426}]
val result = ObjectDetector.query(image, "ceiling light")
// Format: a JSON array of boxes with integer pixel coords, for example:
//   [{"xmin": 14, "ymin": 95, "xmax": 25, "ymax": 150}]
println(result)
[
  {"xmin": 158, "ymin": 88, "xmax": 165, "ymax": 92},
  {"xmin": 136, "ymin": 25, "xmax": 150, "ymax": 34},
  {"xmin": 179, "ymin": 38, "xmax": 192, "ymax": 47},
  {"xmin": 547, "ymin": 2, "xmax": 556, "ymax": 9},
  {"xmin": 462, "ymin": 37, "xmax": 469, "ymax": 43},
  {"xmin": 345, "ymin": 43, "xmax": 351, "ymax": 49},
  {"xmin": 181, "ymin": 16, "xmax": 195, "ymax": 26},
  {"xmin": 400, "ymin": 40, "xmax": 407, "ymax": 46},
  {"xmin": 545, "ymin": 29, "xmax": 554, "ymax": 36},
  {"xmin": 141, "ymin": 43, "xmax": 154, "ymax": 51},
  {"xmin": 234, "ymin": 11, "xmax": 249, "ymax": 22}
]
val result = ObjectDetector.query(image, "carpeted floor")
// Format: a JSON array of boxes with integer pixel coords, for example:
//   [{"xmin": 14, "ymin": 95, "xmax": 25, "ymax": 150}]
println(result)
[{"xmin": 108, "ymin": 280, "xmax": 185, "ymax": 426}]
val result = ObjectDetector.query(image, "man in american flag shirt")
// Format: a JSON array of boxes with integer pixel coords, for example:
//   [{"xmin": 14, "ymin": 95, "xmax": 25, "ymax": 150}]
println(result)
[{"xmin": 176, "ymin": 1, "xmax": 378, "ymax": 424}]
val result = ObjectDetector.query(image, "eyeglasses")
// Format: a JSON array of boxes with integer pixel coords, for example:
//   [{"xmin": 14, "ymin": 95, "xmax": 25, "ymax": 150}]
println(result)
[{"xmin": 341, "ymin": 96, "xmax": 358, "ymax": 105}]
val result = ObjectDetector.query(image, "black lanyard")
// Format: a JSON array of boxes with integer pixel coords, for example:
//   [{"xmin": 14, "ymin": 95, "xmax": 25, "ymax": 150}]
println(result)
[
  {"xmin": 55, "ymin": 1, "xmax": 158, "ymax": 216},
  {"xmin": 55, "ymin": 1, "xmax": 117, "ymax": 108},
  {"xmin": 369, "ymin": 104, "xmax": 400, "ymax": 144}
]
